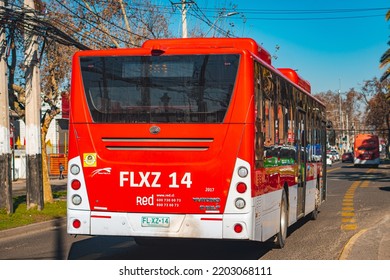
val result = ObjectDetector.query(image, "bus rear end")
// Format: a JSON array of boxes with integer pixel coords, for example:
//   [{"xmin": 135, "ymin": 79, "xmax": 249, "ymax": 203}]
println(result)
[
  {"xmin": 67, "ymin": 39, "xmax": 257, "ymax": 240},
  {"xmin": 354, "ymin": 134, "xmax": 380, "ymax": 167}
]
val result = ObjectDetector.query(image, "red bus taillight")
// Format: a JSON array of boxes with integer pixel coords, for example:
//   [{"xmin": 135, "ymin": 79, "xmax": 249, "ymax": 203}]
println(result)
[
  {"xmin": 71, "ymin": 179, "xmax": 81, "ymax": 190},
  {"xmin": 72, "ymin": 219, "xmax": 81, "ymax": 229},
  {"xmin": 234, "ymin": 223, "xmax": 243, "ymax": 233},
  {"xmin": 236, "ymin": 182, "xmax": 247, "ymax": 193}
]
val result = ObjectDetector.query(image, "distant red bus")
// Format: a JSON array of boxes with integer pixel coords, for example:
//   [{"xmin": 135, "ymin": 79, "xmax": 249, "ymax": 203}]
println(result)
[
  {"xmin": 67, "ymin": 38, "xmax": 327, "ymax": 248},
  {"xmin": 354, "ymin": 134, "xmax": 380, "ymax": 167}
]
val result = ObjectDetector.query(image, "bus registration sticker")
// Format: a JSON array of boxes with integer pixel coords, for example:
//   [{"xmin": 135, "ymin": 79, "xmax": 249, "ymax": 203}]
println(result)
[
  {"xmin": 141, "ymin": 216, "xmax": 170, "ymax": 228},
  {"xmin": 83, "ymin": 153, "xmax": 97, "ymax": 167}
]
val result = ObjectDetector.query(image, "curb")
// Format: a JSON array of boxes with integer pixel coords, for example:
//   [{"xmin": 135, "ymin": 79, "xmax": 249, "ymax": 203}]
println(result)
[
  {"xmin": 339, "ymin": 215, "xmax": 390, "ymax": 260},
  {"xmin": 338, "ymin": 228, "xmax": 368, "ymax": 260},
  {"xmin": 0, "ymin": 217, "xmax": 67, "ymax": 241}
]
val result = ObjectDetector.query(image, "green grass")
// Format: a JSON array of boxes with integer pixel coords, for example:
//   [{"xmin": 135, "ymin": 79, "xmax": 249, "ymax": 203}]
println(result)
[{"xmin": 0, "ymin": 191, "xmax": 66, "ymax": 231}]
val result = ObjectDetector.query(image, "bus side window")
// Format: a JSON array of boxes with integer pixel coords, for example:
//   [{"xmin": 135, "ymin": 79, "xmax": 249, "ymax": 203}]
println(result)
[{"xmin": 254, "ymin": 62, "xmax": 264, "ymax": 168}]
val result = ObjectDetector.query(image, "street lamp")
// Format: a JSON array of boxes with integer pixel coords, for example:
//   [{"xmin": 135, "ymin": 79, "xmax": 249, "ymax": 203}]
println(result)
[{"xmin": 206, "ymin": 11, "xmax": 239, "ymax": 37}]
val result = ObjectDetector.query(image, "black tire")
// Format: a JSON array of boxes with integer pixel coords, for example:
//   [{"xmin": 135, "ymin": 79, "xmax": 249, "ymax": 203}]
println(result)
[
  {"xmin": 275, "ymin": 189, "xmax": 288, "ymax": 248},
  {"xmin": 311, "ymin": 205, "xmax": 319, "ymax": 220},
  {"xmin": 311, "ymin": 180, "xmax": 320, "ymax": 220}
]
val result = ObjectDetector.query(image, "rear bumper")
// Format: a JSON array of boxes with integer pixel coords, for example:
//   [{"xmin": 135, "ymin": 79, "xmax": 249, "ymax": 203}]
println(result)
[
  {"xmin": 67, "ymin": 210, "xmax": 255, "ymax": 240},
  {"xmin": 354, "ymin": 158, "xmax": 380, "ymax": 165}
]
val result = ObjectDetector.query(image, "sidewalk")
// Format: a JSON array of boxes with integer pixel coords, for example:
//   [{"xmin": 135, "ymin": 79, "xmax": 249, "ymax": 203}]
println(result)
[
  {"xmin": 339, "ymin": 214, "xmax": 390, "ymax": 260},
  {"xmin": 11, "ymin": 176, "xmax": 67, "ymax": 197},
  {"xmin": 338, "ymin": 162, "xmax": 390, "ymax": 260}
]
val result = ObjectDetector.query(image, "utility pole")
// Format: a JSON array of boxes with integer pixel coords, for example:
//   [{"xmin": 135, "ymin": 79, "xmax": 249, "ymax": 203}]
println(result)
[
  {"xmin": 170, "ymin": 1, "xmax": 192, "ymax": 38},
  {"xmin": 24, "ymin": 0, "xmax": 43, "ymax": 210},
  {"xmin": 181, "ymin": 0, "xmax": 188, "ymax": 38},
  {"xmin": 0, "ymin": 0, "xmax": 13, "ymax": 214},
  {"xmin": 346, "ymin": 113, "xmax": 349, "ymax": 152},
  {"xmin": 338, "ymin": 82, "xmax": 344, "ymax": 153}
]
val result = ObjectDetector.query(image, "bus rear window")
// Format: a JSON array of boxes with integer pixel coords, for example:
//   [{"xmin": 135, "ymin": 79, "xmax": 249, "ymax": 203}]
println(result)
[{"xmin": 80, "ymin": 54, "xmax": 239, "ymax": 123}]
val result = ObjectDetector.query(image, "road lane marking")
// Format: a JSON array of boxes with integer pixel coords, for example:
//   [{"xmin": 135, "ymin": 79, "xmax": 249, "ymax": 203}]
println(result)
[
  {"xmin": 327, "ymin": 167, "xmax": 341, "ymax": 173},
  {"xmin": 360, "ymin": 180, "xmax": 370, "ymax": 188},
  {"xmin": 340, "ymin": 180, "xmax": 361, "ymax": 231},
  {"xmin": 359, "ymin": 168, "xmax": 376, "ymax": 188},
  {"xmin": 342, "ymin": 212, "xmax": 355, "ymax": 218},
  {"xmin": 341, "ymin": 224, "xmax": 358, "ymax": 230},
  {"xmin": 342, "ymin": 217, "xmax": 356, "ymax": 223},
  {"xmin": 329, "ymin": 166, "xmax": 373, "ymax": 231}
]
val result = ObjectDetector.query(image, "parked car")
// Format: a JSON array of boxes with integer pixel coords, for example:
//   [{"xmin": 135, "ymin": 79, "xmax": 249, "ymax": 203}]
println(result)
[
  {"xmin": 342, "ymin": 152, "xmax": 354, "ymax": 163},
  {"xmin": 326, "ymin": 154, "xmax": 333, "ymax": 166}
]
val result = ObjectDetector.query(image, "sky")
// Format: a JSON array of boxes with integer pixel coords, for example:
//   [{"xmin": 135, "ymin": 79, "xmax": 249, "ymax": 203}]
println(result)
[{"xmin": 167, "ymin": 0, "xmax": 390, "ymax": 94}]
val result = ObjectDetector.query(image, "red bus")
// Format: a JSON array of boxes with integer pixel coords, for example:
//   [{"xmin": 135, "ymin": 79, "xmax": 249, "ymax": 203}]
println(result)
[
  {"xmin": 67, "ymin": 38, "xmax": 327, "ymax": 248},
  {"xmin": 354, "ymin": 134, "xmax": 380, "ymax": 167}
]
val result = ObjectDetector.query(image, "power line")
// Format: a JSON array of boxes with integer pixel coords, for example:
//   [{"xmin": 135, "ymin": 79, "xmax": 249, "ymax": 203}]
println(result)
[
  {"xmin": 49, "ymin": 0, "xmax": 142, "ymax": 47},
  {"xmin": 219, "ymin": 7, "xmax": 390, "ymax": 14},
  {"xmin": 240, "ymin": 14, "xmax": 385, "ymax": 21},
  {"xmin": 181, "ymin": 4, "xmax": 390, "ymax": 22},
  {"xmin": 171, "ymin": 1, "xmax": 235, "ymax": 37},
  {"xmin": 67, "ymin": 0, "xmax": 150, "ymax": 43},
  {"xmin": 189, "ymin": 5, "xmax": 390, "ymax": 15},
  {"xmin": 0, "ymin": 4, "xmax": 90, "ymax": 50}
]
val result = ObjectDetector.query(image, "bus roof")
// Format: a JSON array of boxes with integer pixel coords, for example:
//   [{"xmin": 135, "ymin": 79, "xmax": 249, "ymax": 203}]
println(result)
[
  {"xmin": 278, "ymin": 68, "xmax": 311, "ymax": 94},
  {"xmin": 75, "ymin": 37, "xmax": 321, "ymax": 106},
  {"xmin": 142, "ymin": 37, "xmax": 272, "ymax": 65},
  {"xmin": 355, "ymin": 134, "xmax": 379, "ymax": 139}
]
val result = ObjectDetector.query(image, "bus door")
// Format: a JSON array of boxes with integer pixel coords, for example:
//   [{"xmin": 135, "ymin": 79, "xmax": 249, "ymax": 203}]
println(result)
[
  {"xmin": 296, "ymin": 109, "xmax": 307, "ymax": 218},
  {"xmin": 321, "ymin": 120, "xmax": 327, "ymax": 202}
]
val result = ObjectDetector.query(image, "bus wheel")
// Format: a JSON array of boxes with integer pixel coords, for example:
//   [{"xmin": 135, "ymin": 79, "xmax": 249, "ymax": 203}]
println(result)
[
  {"xmin": 311, "ymin": 204, "xmax": 319, "ymax": 220},
  {"xmin": 275, "ymin": 189, "xmax": 288, "ymax": 249},
  {"xmin": 311, "ymin": 181, "xmax": 320, "ymax": 220}
]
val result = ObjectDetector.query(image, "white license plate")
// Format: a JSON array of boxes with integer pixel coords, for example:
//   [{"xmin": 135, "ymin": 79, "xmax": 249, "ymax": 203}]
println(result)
[{"xmin": 141, "ymin": 216, "xmax": 170, "ymax": 227}]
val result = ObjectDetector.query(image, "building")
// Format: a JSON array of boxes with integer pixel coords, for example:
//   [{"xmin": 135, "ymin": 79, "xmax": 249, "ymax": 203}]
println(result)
[{"xmin": 10, "ymin": 92, "xmax": 69, "ymax": 180}]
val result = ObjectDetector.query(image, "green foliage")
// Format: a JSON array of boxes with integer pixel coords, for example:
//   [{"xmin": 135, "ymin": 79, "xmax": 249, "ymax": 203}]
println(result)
[{"xmin": 0, "ymin": 192, "xmax": 66, "ymax": 231}]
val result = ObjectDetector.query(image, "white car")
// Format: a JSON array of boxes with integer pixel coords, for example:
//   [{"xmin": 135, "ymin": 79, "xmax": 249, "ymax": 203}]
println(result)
[
  {"xmin": 326, "ymin": 154, "xmax": 332, "ymax": 166},
  {"xmin": 331, "ymin": 150, "xmax": 340, "ymax": 161}
]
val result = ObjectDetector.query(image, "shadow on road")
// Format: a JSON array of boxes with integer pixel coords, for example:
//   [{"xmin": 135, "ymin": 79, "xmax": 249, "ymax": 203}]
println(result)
[
  {"xmin": 67, "ymin": 235, "xmax": 282, "ymax": 260},
  {"xmin": 67, "ymin": 214, "xmax": 318, "ymax": 260},
  {"xmin": 54, "ymin": 217, "xmax": 64, "ymax": 260},
  {"xmin": 67, "ymin": 236, "xmax": 276, "ymax": 260},
  {"xmin": 379, "ymin": 186, "xmax": 390, "ymax": 192},
  {"xmin": 331, "ymin": 164, "xmax": 390, "ymax": 184}
]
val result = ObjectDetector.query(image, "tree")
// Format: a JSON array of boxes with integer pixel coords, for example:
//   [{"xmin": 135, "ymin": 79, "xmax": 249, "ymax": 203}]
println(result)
[
  {"xmin": 40, "ymin": 41, "xmax": 75, "ymax": 203},
  {"xmin": 361, "ymin": 78, "xmax": 390, "ymax": 157},
  {"xmin": 49, "ymin": 0, "xmax": 171, "ymax": 49},
  {"xmin": 314, "ymin": 88, "xmax": 363, "ymax": 151},
  {"xmin": 314, "ymin": 89, "xmax": 361, "ymax": 131}
]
